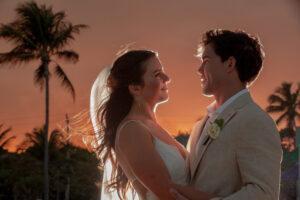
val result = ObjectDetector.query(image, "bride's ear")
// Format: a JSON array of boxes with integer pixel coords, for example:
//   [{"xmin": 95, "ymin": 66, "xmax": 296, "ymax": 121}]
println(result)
[{"xmin": 128, "ymin": 84, "xmax": 142, "ymax": 96}]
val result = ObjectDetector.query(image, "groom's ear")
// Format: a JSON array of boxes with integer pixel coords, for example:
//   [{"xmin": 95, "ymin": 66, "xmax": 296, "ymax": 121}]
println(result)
[
  {"xmin": 128, "ymin": 84, "xmax": 142, "ymax": 96},
  {"xmin": 225, "ymin": 56, "xmax": 237, "ymax": 73}
]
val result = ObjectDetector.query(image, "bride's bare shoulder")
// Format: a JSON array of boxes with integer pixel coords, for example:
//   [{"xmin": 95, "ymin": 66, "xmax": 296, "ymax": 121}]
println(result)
[{"xmin": 116, "ymin": 119, "xmax": 153, "ymax": 145}]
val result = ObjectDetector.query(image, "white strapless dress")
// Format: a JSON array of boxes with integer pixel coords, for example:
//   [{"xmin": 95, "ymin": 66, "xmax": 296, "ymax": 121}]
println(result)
[
  {"xmin": 145, "ymin": 136, "xmax": 188, "ymax": 200},
  {"xmin": 101, "ymin": 120, "xmax": 188, "ymax": 200}
]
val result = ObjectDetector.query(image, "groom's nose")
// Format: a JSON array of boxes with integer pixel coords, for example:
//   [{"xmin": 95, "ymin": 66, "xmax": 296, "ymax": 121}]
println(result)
[{"xmin": 197, "ymin": 63, "xmax": 204, "ymax": 75}]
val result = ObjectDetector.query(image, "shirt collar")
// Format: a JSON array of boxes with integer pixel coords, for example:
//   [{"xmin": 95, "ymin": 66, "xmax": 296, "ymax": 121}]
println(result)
[{"xmin": 207, "ymin": 88, "xmax": 249, "ymax": 119}]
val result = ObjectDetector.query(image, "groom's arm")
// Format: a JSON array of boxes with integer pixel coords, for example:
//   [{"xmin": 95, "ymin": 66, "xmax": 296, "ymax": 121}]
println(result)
[{"xmin": 222, "ymin": 114, "xmax": 282, "ymax": 200}]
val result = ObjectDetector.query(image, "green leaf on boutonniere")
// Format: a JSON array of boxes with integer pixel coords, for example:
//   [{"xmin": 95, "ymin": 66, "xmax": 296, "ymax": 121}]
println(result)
[{"xmin": 215, "ymin": 118, "xmax": 224, "ymax": 130}]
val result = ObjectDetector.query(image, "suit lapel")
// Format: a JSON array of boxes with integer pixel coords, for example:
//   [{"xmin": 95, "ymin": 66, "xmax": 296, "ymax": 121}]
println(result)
[
  {"xmin": 190, "ymin": 109, "xmax": 237, "ymax": 178},
  {"xmin": 190, "ymin": 116, "xmax": 209, "ymax": 153},
  {"xmin": 191, "ymin": 92, "xmax": 253, "ymax": 180},
  {"xmin": 188, "ymin": 116, "xmax": 209, "ymax": 179}
]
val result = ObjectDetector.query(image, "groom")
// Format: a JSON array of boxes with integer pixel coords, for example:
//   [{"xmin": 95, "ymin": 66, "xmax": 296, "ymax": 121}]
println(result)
[{"xmin": 173, "ymin": 29, "xmax": 282, "ymax": 200}]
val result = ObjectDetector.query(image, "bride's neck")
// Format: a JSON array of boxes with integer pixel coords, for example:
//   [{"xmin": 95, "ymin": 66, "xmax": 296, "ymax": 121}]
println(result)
[{"xmin": 128, "ymin": 101, "xmax": 157, "ymax": 122}]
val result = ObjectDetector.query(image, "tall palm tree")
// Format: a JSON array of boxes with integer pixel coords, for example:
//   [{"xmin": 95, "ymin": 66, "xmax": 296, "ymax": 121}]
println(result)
[
  {"xmin": 0, "ymin": 2, "xmax": 87, "ymax": 199},
  {"xmin": 266, "ymin": 82, "xmax": 300, "ymax": 138}
]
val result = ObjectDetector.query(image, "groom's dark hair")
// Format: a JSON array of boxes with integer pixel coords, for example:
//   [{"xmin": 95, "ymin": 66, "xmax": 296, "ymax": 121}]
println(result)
[{"xmin": 201, "ymin": 29, "xmax": 265, "ymax": 84}]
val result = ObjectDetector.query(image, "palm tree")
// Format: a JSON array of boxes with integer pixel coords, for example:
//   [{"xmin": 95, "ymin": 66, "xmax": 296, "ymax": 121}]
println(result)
[
  {"xmin": 0, "ymin": 2, "xmax": 87, "ymax": 199},
  {"xmin": 18, "ymin": 126, "xmax": 64, "ymax": 159},
  {"xmin": 0, "ymin": 124, "xmax": 15, "ymax": 151},
  {"xmin": 16, "ymin": 126, "xmax": 101, "ymax": 199},
  {"xmin": 175, "ymin": 130, "xmax": 190, "ymax": 147},
  {"xmin": 266, "ymin": 82, "xmax": 300, "ymax": 143}
]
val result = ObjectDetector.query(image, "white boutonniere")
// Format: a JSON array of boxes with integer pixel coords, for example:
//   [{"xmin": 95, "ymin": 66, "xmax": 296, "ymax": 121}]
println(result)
[{"xmin": 208, "ymin": 118, "xmax": 224, "ymax": 139}]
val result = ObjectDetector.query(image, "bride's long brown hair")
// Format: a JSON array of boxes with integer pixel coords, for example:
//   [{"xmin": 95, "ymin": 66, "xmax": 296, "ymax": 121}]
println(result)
[{"xmin": 96, "ymin": 50, "xmax": 156, "ymax": 199}]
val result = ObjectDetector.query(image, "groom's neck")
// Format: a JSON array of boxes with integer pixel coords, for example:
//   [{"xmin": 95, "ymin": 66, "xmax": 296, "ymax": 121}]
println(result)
[{"xmin": 214, "ymin": 84, "xmax": 246, "ymax": 109}]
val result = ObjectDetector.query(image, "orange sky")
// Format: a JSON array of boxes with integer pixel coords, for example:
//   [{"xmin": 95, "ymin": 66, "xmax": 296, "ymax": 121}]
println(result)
[{"xmin": 0, "ymin": 0, "xmax": 300, "ymax": 151}]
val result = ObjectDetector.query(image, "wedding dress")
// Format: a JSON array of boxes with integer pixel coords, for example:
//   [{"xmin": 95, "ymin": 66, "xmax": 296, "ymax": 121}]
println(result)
[
  {"xmin": 90, "ymin": 67, "xmax": 187, "ymax": 200},
  {"xmin": 115, "ymin": 120, "xmax": 188, "ymax": 200}
]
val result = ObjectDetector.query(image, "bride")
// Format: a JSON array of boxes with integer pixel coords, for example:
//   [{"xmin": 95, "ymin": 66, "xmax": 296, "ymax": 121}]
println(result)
[{"xmin": 90, "ymin": 50, "xmax": 188, "ymax": 200}]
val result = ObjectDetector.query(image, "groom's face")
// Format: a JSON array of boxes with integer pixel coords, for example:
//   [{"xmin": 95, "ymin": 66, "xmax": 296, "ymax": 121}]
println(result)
[{"xmin": 198, "ymin": 43, "xmax": 227, "ymax": 96}]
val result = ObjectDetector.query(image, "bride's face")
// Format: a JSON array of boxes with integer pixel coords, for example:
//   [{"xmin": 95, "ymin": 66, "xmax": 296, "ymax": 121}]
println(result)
[{"xmin": 140, "ymin": 56, "xmax": 170, "ymax": 106}]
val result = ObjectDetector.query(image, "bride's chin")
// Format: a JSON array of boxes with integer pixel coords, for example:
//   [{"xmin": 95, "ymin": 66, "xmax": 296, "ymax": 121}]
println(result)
[{"xmin": 157, "ymin": 96, "xmax": 169, "ymax": 104}]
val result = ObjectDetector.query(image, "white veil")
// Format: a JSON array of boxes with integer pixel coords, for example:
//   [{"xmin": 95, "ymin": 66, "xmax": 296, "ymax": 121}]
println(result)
[{"xmin": 90, "ymin": 67, "xmax": 139, "ymax": 200}]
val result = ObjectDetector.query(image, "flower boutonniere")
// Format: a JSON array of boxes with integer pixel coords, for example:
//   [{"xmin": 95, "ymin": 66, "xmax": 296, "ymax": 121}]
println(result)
[{"xmin": 208, "ymin": 118, "xmax": 224, "ymax": 139}]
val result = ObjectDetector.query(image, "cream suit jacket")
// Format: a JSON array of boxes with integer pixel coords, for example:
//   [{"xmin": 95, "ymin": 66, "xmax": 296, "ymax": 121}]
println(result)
[{"xmin": 187, "ymin": 92, "xmax": 282, "ymax": 200}]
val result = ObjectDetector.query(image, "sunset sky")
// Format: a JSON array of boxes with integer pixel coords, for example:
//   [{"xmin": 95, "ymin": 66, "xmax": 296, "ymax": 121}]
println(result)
[{"xmin": 0, "ymin": 0, "xmax": 300, "ymax": 151}]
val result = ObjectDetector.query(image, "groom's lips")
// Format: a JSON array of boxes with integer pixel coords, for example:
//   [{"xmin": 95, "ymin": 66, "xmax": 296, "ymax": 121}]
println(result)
[{"xmin": 200, "ymin": 75, "xmax": 206, "ymax": 83}]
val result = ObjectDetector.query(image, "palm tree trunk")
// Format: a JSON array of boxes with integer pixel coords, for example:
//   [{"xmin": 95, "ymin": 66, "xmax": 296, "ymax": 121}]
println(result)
[
  {"xmin": 288, "ymin": 116, "xmax": 296, "ymax": 136},
  {"xmin": 44, "ymin": 62, "xmax": 50, "ymax": 200}
]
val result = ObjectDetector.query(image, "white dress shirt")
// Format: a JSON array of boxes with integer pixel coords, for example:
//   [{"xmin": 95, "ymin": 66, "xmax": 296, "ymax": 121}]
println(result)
[{"xmin": 195, "ymin": 88, "xmax": 249, "ymax": 153}]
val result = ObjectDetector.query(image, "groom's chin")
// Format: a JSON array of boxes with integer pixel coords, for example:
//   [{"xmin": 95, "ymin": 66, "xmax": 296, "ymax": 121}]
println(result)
[
  {"xmin": 201, "ymin": 90, "xmax": 214, "ymax": 97},
  {"xmin": 202, "ymin": 93, "xmax": 214, "ymax": 98}
]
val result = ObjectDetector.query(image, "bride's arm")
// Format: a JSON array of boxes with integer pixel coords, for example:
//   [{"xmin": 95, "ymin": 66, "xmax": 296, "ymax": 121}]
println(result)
[{"xmin": 117, "ymin": 122, "xmax": 175, "ymax": 200}]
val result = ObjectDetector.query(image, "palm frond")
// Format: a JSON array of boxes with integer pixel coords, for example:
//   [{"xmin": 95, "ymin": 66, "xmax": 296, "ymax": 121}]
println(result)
[
  {"xmin": 0, "ymin": 23, "xmax": 20, "ymax": 40},
  {"xmin": 16, "ymin": 1, "xmax": 49, "ymax": 46},
  {"xmin": 0, "ymin": 125, "xmax": 14, "ymax": 148},
  {"xmin": 0, "ymin": 125, "xmax": 12, "ymax": 141},
  {"xmin": 0, "ymin": 46, "xmax": 36, "ymax": 66},
  {"xmin": 275, "ymin": 112, "xmax": 288, "ymax": 125},
  {"xmin": 268, "ymin": 94, "xmax": 285, "ymax": 105},
  {"xmin": 51, "ymin": 23, "xmax": 88, "ymax": 50},
  {"xmin": 49, "ymin": 129, "xmax": 64, "ymax": 148},
  {"xmin": 72, "ymin": 24, "xmax": 89, "ymax": 34},
  {"xmin": 266, "ymin": 105, "xmax": 286, "ymax": 113},
  {"xmin": 27, "ymin": 127, "xmax": 45, "ymax": 146},
  {"xmin": 0, "ymin": 136, "xmax": 16, "ymax": 148},
  {"xmin": 34, "ymin": 62, "xmax": 51, "ymax": 91},
  {"xmin": 295, "ymin": 83, "xmax": 300, "ymax": 108},
  {"xmin": 0, "ymin": 22, "xmax": 36, "ymax": 49},
  {"xmin": 55, "ymin": 50, "xmax": 79, "ymax": 63},
  {"xmin": 274, "ymin": 82, "xmax": 292, "ymax": 101},
  {"xmin": 52, "ymin": 11, "xmax": 66, "ymax": 25},
  {"xmin": 54, "ymin": 65, "xmax": 75, "ymax": 101}
]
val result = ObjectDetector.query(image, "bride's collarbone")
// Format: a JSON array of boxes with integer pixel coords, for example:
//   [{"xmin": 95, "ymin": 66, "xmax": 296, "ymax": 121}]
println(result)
[
  {"xmin": 146, "ymin": 123, "xmax": 186, "ymax": 158},
  {"xmin": 122, "ymin": 118, "xmax": 185, "ymax": 156}
]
